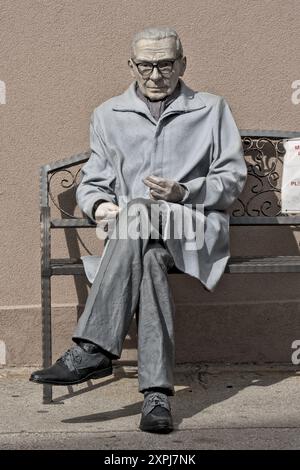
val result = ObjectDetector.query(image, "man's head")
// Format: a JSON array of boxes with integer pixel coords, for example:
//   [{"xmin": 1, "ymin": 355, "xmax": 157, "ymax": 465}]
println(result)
[{"xmin": 128, "ymin": 27, "xmax": 186, "ymax": 101}]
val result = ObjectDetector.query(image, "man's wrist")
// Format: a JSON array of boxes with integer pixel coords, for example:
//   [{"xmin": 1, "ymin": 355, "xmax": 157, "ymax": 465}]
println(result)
[{"xmin": 92, "ymin": 199, "xmax": 106, "ymax": 219}]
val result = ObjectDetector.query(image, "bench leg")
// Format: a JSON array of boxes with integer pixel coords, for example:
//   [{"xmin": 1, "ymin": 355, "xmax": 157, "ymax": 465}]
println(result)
[{"xmin": 41, "ymin": 275, "xmax": 52, "ymax": 404}]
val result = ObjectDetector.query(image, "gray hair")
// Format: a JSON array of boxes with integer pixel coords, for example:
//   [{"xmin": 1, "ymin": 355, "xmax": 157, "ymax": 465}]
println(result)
[{"xmin": 131, "ymin": 26, "xmax": 183, "ymax": 59}]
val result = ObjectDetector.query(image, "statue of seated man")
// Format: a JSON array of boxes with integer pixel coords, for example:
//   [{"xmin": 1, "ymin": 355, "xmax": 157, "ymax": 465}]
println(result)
[{"xmin": 30, "ymin": 26, "xmax": 247, "ymax": 434}]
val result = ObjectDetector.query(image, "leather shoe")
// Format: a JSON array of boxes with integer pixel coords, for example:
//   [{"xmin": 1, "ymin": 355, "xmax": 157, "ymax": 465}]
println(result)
[
  {"xmin": 139, "ymin": 391, "xmax": 173, "ymax": 433},
  {"xmin": 29, "ymin": 345, "xmax": 112, "ymax": 385}
]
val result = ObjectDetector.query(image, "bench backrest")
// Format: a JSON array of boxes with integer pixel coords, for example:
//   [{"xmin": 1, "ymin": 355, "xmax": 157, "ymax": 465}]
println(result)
[{"xmin": 40, "ymin": 130, "xmax": 300, "ymax": 229}]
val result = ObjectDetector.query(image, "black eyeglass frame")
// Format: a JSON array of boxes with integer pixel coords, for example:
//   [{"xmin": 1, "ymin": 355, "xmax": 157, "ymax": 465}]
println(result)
[{"xmin": 130, "ymin": 57, "xmax": 181, "ymax": 78}]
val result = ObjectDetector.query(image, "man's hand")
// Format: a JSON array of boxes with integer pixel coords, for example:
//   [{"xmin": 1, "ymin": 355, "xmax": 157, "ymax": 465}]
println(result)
[
  {"xmin": 95, "ymin": 202, "xmax": 120, "ymax": 239},
  {"xmin": 143, "ymin": 175, "xmax": 186, "ymax": 202}
]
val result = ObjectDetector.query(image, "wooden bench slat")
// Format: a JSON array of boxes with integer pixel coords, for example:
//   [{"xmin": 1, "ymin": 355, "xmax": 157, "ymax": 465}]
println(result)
[
  {"xmin": 51, "ymin": 219, "xmax": 95, "ymax": 228},
  {"xmin": 50, "ymin": 216, "xmax": 300, "ymax": 228},
  {"xmin": 50, "ymin": 256, "xmax": 300, "ymax": 276},
  {"xmin": 229, "ymin": 216, "xmax": 300, "ymax": 225},
  {"xmin": 225, "ymin": 256, "xmax": 300, "ymax": 273}
]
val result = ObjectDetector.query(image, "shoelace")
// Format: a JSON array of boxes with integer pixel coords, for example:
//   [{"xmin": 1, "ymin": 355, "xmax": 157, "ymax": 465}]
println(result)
[
  {"xmin": 143, "ymin": 392, "xmax": 170, "ymax": 415},
  {"xmin": 57, "ymin": 347, "xmax": 82, "ymax": 367},
  {"xmin": 148, "ymin": 394, "xmax": 165, "ymax": 407}
]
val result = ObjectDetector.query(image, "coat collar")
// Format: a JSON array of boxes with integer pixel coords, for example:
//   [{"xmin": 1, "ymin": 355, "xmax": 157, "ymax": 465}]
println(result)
[{"xmin": 112, "ymin": 78, "xmax": 206, "ymax": 121}]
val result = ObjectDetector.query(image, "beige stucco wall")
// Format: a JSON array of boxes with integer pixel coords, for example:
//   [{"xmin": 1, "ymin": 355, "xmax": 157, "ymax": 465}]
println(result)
[{"xmin": 0, "ymin": 0, "xmax": 300, "ymax": 366}]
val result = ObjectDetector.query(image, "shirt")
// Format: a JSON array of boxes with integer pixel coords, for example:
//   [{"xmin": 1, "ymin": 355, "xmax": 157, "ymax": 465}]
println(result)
[{"xmin": 135, "ymin": 80, "xmax": 181, "ymax": 121}]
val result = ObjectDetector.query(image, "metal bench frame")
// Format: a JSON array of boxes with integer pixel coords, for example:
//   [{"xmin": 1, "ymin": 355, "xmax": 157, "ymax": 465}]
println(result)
[{"xmin": 40, "ymin": 130, "xmax": 300, "ymax": 403}]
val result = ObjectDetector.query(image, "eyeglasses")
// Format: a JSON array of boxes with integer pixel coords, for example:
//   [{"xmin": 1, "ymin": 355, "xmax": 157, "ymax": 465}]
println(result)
[{"xmin": 131, "ymin": 58, "xmax": 179, "ymax": 78}]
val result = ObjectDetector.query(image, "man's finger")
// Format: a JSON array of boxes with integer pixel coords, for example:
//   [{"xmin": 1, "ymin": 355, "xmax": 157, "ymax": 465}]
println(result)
[
  {"xmin": 96, "ymin": 211, "xmax": 118, "ymax": 221},
  {"xmin": 97, "ymin": 220, "xmax": 108, "ymax": 228},
  {"xmin": 144, "ymin": 175, "xmax": 166, "ymax": 186},
  {"xmin": 96, "ymin": 205, "xmax": 119, "ymax": 217},
  {"xmin": 97, "ymin": 216, "xmax": 116, "ymax": 227},
  {"xmin": 150, "ymin": 189, "xmax": 165, "ymax": 200},
  {"xmin": 103, "ymin": 212, "xmax": 118, "ymax": 219},
  {"xmin": 143, "ymin": 179, "xmax": 165, "ymax": 192}
]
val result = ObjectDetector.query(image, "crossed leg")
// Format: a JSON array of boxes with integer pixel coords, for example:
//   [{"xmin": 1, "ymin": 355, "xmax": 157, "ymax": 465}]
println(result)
[{"xmin": 73, "ymin": 198, "xmax": 176, "ymax": 393}]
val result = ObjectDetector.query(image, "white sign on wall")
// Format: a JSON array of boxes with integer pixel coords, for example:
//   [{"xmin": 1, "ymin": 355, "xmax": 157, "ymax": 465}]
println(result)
[
  {"xmin": 282, "ymin": 138, "xmax": 300, "ymax": 213},
  {"xmin": 0, "ymin": 340, "xmax": 6, "ymax": 365},
  {"xmin": 0, "ymin": 80, "xmax": 6, "ymax": 104}
]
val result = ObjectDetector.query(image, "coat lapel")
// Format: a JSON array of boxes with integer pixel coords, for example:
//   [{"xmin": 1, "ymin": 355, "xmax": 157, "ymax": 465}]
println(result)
[{"xmin": 112, "ymin": 78, "xmax": 206, "ymax": 123}]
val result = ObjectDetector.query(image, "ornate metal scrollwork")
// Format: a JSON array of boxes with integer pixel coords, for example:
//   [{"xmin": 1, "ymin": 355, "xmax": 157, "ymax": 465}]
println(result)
[
  {"xmin": 48, "ymin": 167, "xmax": 82, "ymax": 218},
  {"xmin": 231, "ymin": 136, "xmax": 286, "ymax": 217}
]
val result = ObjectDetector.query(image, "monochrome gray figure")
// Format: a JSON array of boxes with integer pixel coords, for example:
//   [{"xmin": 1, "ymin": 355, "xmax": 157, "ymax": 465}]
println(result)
[{"xmin": 30, "ymin": 26, "xmax": 247, "ymax": 434}]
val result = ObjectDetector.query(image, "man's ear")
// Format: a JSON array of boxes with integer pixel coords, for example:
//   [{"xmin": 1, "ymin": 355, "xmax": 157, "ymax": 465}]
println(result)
[
  {"xmin": 179, "ymin": 56, "xmax": 187, "ymax": 77},
  {"xmin": 128, "ymin": 58, "xmax": 135, "ymax": 79}
]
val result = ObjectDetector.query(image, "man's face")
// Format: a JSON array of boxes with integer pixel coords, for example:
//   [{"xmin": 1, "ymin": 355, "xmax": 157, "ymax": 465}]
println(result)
[{"xmin": 128, "ymin": 37, "xmax": 186, "ymax": 101}]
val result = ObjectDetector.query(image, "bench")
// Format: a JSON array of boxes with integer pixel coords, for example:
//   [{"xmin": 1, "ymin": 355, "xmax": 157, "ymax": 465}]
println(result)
[{"xmin": 40, "ymin": 129, "xmax": 300, "ymax": 403}]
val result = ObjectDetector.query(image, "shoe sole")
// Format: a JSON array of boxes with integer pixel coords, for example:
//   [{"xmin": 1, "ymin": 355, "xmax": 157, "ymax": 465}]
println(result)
[
  {"xmin": 139, "ymin": 422, "xmax": 173, "ymax": 434},
  {"xmin": 29, "ymin": 366, "xmax": 113, "ymax": 386}
]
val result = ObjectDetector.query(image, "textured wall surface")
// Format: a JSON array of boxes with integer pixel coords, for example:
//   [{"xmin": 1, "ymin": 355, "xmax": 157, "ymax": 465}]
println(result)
[{"xmin": 0, "ymin": 0, "xmax": 300, "ymax": 365}]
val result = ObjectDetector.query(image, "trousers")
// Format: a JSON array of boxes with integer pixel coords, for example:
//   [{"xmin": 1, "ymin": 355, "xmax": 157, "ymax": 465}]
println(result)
[{"xmin": 73, "ymin": 197, "xmax": 177, "ymax": 395}]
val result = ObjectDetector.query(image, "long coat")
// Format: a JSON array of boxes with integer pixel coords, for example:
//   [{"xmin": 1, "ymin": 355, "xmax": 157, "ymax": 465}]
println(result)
[{"xmin": 76, "ymin": 78, "xmax": 248, "ymax": 292}]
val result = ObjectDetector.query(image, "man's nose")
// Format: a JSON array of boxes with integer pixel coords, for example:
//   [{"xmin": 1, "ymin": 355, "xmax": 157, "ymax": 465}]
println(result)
[{"xmin": 149, "ymin": 65, "xmax": 161, "ymax": 80}]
